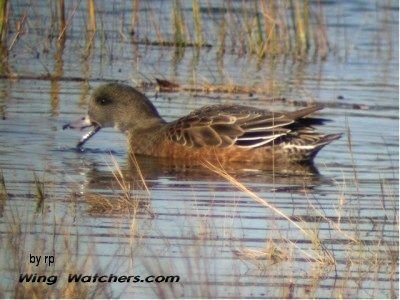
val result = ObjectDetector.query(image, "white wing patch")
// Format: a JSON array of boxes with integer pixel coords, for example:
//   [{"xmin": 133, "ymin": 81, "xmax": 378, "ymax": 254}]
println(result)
[
  {"xmin": 283, "ymin": 144, "xmax": 315, "ymax": 150},
  {"xmin": 236, "ymin": 133, "xmax": 287, "ymax": 149}
]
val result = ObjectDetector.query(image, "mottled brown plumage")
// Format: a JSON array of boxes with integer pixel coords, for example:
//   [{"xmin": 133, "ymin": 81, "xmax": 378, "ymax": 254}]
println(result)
[{"xmin": 64, "ymin": 83, "xmax": 341, "ymax": 165}]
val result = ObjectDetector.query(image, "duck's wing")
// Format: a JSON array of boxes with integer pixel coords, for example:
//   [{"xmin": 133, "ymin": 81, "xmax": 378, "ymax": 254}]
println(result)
[{"xmin": 165, "ymin": 104, "xmax": 323, "ymax": 149}]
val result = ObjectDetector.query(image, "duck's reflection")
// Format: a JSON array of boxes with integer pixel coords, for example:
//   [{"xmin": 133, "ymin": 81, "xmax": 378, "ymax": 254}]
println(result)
[
  {"xmin": 66, "ymin": 150, "xmax": 332, "ymax": 217},
  {"xmin": 81, "ymin": 153, "xmax": 325, "ymax": 193}
]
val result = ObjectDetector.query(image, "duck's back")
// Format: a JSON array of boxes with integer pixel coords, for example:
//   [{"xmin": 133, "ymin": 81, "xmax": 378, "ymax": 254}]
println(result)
[{"xmin": 127, "ymin": 104, "xmax": 341, "ymax": 164}]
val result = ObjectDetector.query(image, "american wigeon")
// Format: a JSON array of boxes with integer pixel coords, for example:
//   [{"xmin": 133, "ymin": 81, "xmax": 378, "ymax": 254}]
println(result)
[{"xmin": 63, "ymin": 83, "xmax": 341, "ymax": 164}]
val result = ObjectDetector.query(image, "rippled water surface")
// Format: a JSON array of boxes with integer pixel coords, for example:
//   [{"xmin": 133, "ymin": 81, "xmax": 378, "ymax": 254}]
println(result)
[{"xmin": 0, "ymin": 1, "xmax": 398, "ymax": 298}]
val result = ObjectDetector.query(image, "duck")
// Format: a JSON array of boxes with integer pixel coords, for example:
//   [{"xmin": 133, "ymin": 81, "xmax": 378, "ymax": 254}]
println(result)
[{"xmin": 63, "ymin": 83, "xmax": 341, "ymax": 165}]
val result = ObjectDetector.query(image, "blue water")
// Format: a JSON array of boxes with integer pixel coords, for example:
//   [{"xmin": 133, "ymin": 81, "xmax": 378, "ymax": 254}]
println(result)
[{"xmin": 0, "ymin": 1, "xmax": 398, "ymax": 298}]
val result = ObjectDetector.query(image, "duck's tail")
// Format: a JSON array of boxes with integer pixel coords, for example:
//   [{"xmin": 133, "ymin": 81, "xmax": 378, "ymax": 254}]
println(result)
[{"xmin": 283, "ymin": 132, "xmax": 343, "ymax": 163}]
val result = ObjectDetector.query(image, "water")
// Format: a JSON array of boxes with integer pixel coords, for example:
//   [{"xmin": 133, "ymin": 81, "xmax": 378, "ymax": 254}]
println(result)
[{"xmin": 0, "ymin": 1, "xmax": 398, "ymax": 298}]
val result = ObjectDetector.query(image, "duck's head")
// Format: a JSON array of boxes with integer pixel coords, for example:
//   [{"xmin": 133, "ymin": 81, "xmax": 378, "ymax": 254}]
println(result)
[{"xmin": 63, "ymin": 83, "xmax": 163, "ymax": 148}]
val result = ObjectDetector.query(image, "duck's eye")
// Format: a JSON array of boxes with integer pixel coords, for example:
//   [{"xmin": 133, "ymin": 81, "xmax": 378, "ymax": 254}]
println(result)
[{"xmin": 96, "ymin": 97, "xmax": 112, "ymax": 105}]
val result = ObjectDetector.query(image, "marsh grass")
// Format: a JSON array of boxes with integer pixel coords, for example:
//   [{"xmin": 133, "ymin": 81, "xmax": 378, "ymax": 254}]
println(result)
[
  {"xmin": 202, "ymin": 159, "xmax": 398, "ymax": 298},
  {"xmin": 0, "ymin": 0, "xmax": 395, "ymax": 86},
  {"xmin": 290, "ymin": 0, "xmax": 310, "ymax": 56},
  {"xmin": 0, "ymin": 170, "xmax": 7, "ymax": 218},
  {"xmin": 234, "ymin": 238, "xmax": 289, "ymax": 266},
  {"xmin": 33, "ymin": 172, "xmax": 45, "ymax": 214},
  {"xmin": 130, "ymin": 0, "xmax": 139, "ymax": 36},
  {"xmin": 0, "ymin": 0, "xmax": 9, "ymax": 75},
  {"xmin": 0, "ymin": 151, "xmax": 397, "ymax": 298},
  {"xmin": 216, "ymin": 13, "xmax": 226, "ymax": 58},
  {"xmin": 203, "ymin": 161, "xmax": 336, "ymax": 265},
  {"xmin": 57, "ymin": 1, "xmax": 80, "ymax": 41},
  {"xmin": 1, "ymin": 193, "xmax": 113, "ymax": 298},
  {"xmin": 0, "ymin": 0, "xmax": 7, "ymax": 46},
  {"xmin": 0, "ymin": 1, "xmax": 396, "ymax": 298},
  {"xmin": 86, "ymin": 0, "xmax": 96, "ymax": 32},
  {"xmin": 0, "ymin": 155, "xmax": 154, "ymax": 298},
  {"xmin": 1, "ymin": 0, "xmax": 330, "ymax": 63},
  {"xmin": 11, "ymin": 233, "xmax": 109, "ymax": 298},
  {"xmin": 58, "ymin": 0, "xmax": 65, "ymax": 37},
  {"xmin": 154, "ymin": 77, "xmax": 287, "ymax": 96},
  {"xmin": 172, "ymin": 0, "xmax": 187, "ymax": 47},
  {"xmin": 84, "ymin": 154, "xmax": 152, "ymax": 217},
  {"xmin": 0, "ymin": 170, "xmax": 7, "ymax": 200},
  {"xmin": 192, "ymin": 0, "xmax": 204, "ymax": 47}
]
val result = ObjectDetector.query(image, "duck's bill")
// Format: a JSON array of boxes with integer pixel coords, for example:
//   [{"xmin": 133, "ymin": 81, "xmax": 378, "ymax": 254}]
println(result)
[
  {"xmin": 76, "ymin": 126, "xmax": 101, "ymax": 148},
  {"xmin": 63, "ymin": 116, "xmax": 101, "ymax": 148}
]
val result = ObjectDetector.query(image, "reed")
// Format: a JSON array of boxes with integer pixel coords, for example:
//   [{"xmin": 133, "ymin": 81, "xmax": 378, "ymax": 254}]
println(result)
[
  {"xmin": 85, "ymin": 154, "xmax": 150, "ymax": 215},
  {"xmin": 0, "ymin": 0, "xmax": 332, "ymax": 61},
  {"xmin": 0, "ymin": 2, "xmax": 396, "ymax": 297},
  {"xmin": 202, "ymin": 160, "xmax": 337, "ymax": 264},
  {"xmin": 130, "ymin": 0, "xmax": 140, "ymax": 36},
  {"xmin": 153, "ymin": 77, "xmax": 288, "ymax": 96},
  {"xmin": 1, "ymin": 155, "xmax": 397, "ymax": 298},
  {"xmin": 263, "ymin": 1, "xmax": 290, "ymax": 56},
  {"xmin": 57, "ymin": 0, "xmax": 80, "ymax": 41},
  {"xmin": 290, "ymin": 0, "xmax": 309, "ymax": 55},
  {"xmin": 3, "ymin": 202, "xmax": 112, "ymax": 298},
  {"xmin": 216, "ymin": 14, "xmax": 226, "ymax": 58},
  {"xmin": 254, "ymin": 2, "xmax": 264, "ymax": 47},
  {"xmin": 87, "ymin": 0, "xmax": 96, "ymax": 32},
  {"xmin": 0, "ymin": 170, "xmax": 7, "ymax": 202},
  {"xmin": 0, "ymin": 170, "xmax": 7, "ymax": 217},
  {"xmin": 0, "ymin": 0, "xmax": 7, "ymax": 46},
  {"xmin": 33, "ymin": 172, "xmax": 45, "ymax": 214},
  {"xmin": 313, "ymin": 0, "xmax": 329, "ymax": 59},
  {"xmin": 146, "ymin": 1, "xmax": 165, "ymax": 45},
  {"xmin": 172, "ymin": 0, "xmax": 187, "ymax": 46},
  {"xmin": 192, "ymin": 0, "xmax": 204, "ymax": 47},
  {"xmin": 234, "ymin": 239, "xmax": 289, "ymax": 266},
  {"xmin": 58, "ymin": 0, "xmax": 66, "ymax": 39}
]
